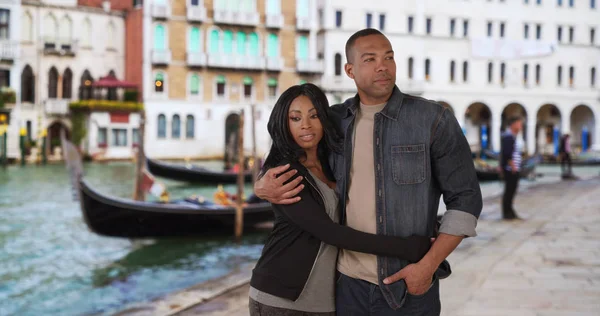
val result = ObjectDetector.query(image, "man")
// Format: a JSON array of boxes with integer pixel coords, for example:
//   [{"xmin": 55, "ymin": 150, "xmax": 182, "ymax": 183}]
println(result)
[
  {"xmin": 255, "ymin": 29, "xmax": 482, "ymax": 315},
  {"xmin": 500, "ymin": 116, "xmax": 523, "ymax": 220},
  {"xmin": 559, "ymin": 133, "xmax": 572, "ymax": 176}
]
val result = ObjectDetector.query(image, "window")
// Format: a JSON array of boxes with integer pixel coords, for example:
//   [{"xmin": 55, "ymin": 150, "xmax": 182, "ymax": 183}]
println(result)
[
  {"xmin": 236, "ymin": 31, "xmax": 246, "ymax": 55},
  {"xmin": 172, "ymin": 115, "xmax": 181, "ymax": 138},
  {"xmin": 426, "ymin": 18, "xmax": 432, "ymax": 35},
  {"xmin": 79, "ymin": 70, "xmax": 93, "ymax": 100},
  {"xmin": 297, "ymin": 36, "xmax": 308, "ymax": 59},
  {"xmin": 189, "ymin": 27, "xmax": 201, "ymax": 52},
  {"xmin": 216, "ymin": 75, "xmax": 226, "ymax": 97},
  {"xmin": 106, "ymin": 21, "xmax": 115, "ymax": 50},
  {"xmin": 111, "ymin": 129, "xmax": 127, "ymax": 147},
  {"xmin": 463, "ymin": 61, "xmax": 469, "ymax": 82},
  {"xmin": 379, "ymin": 14, "xmax": 386, "ymax": 31},
  {"xmin": 267, "ymin": 78, "xmax": 278, "ymax": 98},
  {"xmin": 243, "ymin": 76, "xmax": 253, "ymax": 98},
  {"xmin": 133, "ymin": 0, "xmax": 143, "ymax": 6},
  {"xmin": 82, "ymin": 18, "xmax": 92, "ymax": 47},
  {"xmin": 26, "ymin": 121, "xmax": 32, "ymax": 142},
  {"xmin": 537, "ymin": 0, "xmax": 542, "ymax": 4},
  {"xmin": 157, "ymin": 114, "xmax": 166, "ymax": 138},
  {"xmin": 334, "ymin": 53, "xmax": 342, "ymax": 76},
  {"xmin": 500, "ymin": 22, "xmax": 505, "ymax": 38},
  {"xmin": 189, "ymin": 74, "xmax": 200, "ymax": 96},
  {"xmin": 62, "ymin": 68, "xmax": 72, "ymax": 99},
  {"xmin": 523, "ymin": 64, "xmax": 529, "ymax": 85},
  {"xmin": 267, "ymin": 33, "xmax": 279, "ymax": 57},
  {"xmin": 558, "ymin": 0, "xmax": 563, "ymax": 6},
  {"xmin": 557, "ymin": 26, "xmax": 563, "ymax": 42},
  {"xmin": 155, "ymin": 73, "xmax": 164, "ymax": 93},
  {"xmin": 408, "ymin": 57, "xmax": 414, "ymax": 79},
  {"xmin": 21, "ymin": 65, "xmax": 35, "ymax": 103},
  {"xmin": 209, "ymin": 29, "xmax": 219, "ymax": 53},
  {"xmin": 43, "ymin": 14, "xmax": 58, "ymax": 49},
  {"xmin": 425, "ymin": 59, "xmax": 431, "ymax": 80},
  {"xmin": 591, "ymin": 67, "xmax": 596, "ymax": 87},
  {"xmin": 488, "ymin": 62, "xmax": 493, "ymax": 83},
  {"xmin": 450, "ymin": 19, "xmax": 456, "ymax": 36},
  {"xmin": 408, "ymin": 16, "xmax": 414, "ymax": 33},
  {"xmin": 154, "ymin": 24, "xmax": 166, "ymax": 50},
  {"xmin": 450, "ymin": 61, "xmax": 456, "ymax": 82},
  {"xmin": 22, "ymin": 12, "xmax": 32, "ymax": 42},
  {"xmin": 487, "ymin": 21, "xmax": 493, "ymax": 37},
  {"xmin": 463, "ymin": 19, "xmax": 469, "ymax": 37},
  {"xmin": 591, "ymin": 28, "xmax": 596, "ymax": 45},
  {"xmin": 0, "ymin": 9, "xmax": 9, "ymax": 40},
  {"xmin": 536, "ymin": 64, "xmax": 541, "ymax": 85},
  {"xmin": 132, "ymin": 128, "xmax": 139, "ymax": 146},
  {"xmin": 536, "ymin": 24, "xmax": 542, "ymax": 39},
  {"xmin": 0, "ymin": 70, "xmax": 9, "ymax": 88},
  {"xmin": 186, "ymin": 115, "xmax": 195, "ymax": 139},
  {"xmin": 557, "ymin": 65, "xmax": 563, "ymax": 85},
  {"xmin": 223, "ymin": 30, "xmax": 233, "ymax": 54},
  {"xmin": 524, "ymin": 24, "xmax": 529, "ymax": 39},
  {"xmin": 592, "ymin": 0, "xmax": 597, "ymax": 8},
  {"xmin": 97, "ymin": 128, "xmax": 107, "ymax": 147},
  {"xmin": 366, "ymin": 13, "xmax": 372, "ymax": 28},
  {"xmin": 500, "ymin": 62, "xmax": 506, "ymax": 84},
  {"xmin": 48, "ymin": 67, "xmax": 58, "ymax": 98},
  {"xmin": 569, "ymin": 66, "xmax": 575, "ymax": 86},
  {"xmin": 569, "ymin": 0, "xmax": 574, "ymax": 7},
  {"xmin": 248, "ymin": 32, "xmax": 259, "ymax": 56},
  {"xmin": 569, "ymin": 26, "xmax": 574, "ymax": 43},
  {"xmin": 335, "ymin": 10, "xmax": 342, "ymax": 28}
]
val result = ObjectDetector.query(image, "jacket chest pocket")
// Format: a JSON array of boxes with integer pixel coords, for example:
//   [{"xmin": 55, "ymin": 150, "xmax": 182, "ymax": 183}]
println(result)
[{"xmin": 391, "ymin": 144, "xmax": 426, "ymax": 185}]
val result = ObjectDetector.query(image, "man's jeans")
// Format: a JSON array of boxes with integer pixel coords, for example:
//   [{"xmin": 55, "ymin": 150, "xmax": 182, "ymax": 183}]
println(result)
[{"xmin": 335, "ymin": 273, "xmax": 441, "ymax": 316}]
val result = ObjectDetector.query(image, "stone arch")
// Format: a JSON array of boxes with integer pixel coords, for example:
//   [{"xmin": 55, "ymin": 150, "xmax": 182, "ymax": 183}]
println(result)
[
  {"xmin": 535, "ymin": 104, "xmax": 562, "ymax": 155},
  {"xmin": 465, "ymin": 102, "xmax": 492, "ymax": 153},
  {"xmin": 570, "ymin": 104, "xmax": 596, "ymax": 152}
]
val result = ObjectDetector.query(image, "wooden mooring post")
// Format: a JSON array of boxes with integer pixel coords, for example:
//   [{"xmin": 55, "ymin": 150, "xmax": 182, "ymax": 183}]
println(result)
[
  {"xmin": 235, "ymin": 109, "xmax": 245, "ymax": 241},
  {"xmin": 133, "ymin": 111, "xmax": 146, "ymax": 201}
]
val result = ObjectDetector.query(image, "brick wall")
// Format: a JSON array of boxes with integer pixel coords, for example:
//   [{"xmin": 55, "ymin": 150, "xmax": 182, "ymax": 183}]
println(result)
[
  {"xmin": 125, "ymin": 8, "xmax": 143, "ymax": 100},
  {"xmin": 77, "ymin": 0, "xmax": 134, "ymax": 11}
]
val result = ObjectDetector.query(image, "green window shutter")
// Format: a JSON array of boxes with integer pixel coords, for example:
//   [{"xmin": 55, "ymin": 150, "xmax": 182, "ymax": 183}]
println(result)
[
  {"xmin": 297, "ymin": 36, "xmax": 308, "ymax": 59},
  {"xmin": 189, "ymin": 27, "xmax": 200, "ymax": 52},
  {"xmin": 249, "ymin": 32, "xmax": 259, "ymax": 56},
  {"xmin": 223, "ymin": 30, "xmax": 233, "ymax": 54},
  {"xmin": 190, "ymin": 74, "xmax": 200, "ymax": 94},
  {"xmin": 154, "ymin": 25, "xmax": 165, "ymax": 50},
  {"xmin": 299, "ymin": 79, "xmax": 307, "ymax": 84},
  {"xmin": 236, "ymin": 32, "xmax": 246, "ymax": 55},
  {"xmin": 243, "ymin": 76, "xmax": 253, "ymax": 85},
  {"xmin": 210, "ymin": 30, "xmax": 219, "ymax": 53},
  {"xmin": 268, "ymin": 33, "xmax": 278, "ymax": 57},
  {"xmin": 216, "ymin": 75, "xmax": 226, "ymax": 84},
  {"xmin": 267, "ymin": 78, "xmax": 278, "ymax": 86}
]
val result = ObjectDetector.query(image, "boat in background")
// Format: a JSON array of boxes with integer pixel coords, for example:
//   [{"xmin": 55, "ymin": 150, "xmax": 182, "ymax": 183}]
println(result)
[{"xmin": 146, "ymin": 158, "xmax": 253, "ymax": 184}]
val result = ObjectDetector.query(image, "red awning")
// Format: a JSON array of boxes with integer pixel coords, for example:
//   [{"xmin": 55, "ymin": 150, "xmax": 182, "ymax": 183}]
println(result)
[{"xmin": 92, "ymin": 75, "xmax": 138, "ymax": 89}]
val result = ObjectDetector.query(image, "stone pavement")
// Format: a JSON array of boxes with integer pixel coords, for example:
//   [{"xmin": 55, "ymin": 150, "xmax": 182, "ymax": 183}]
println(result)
[{"xmin": 119, "ymin": 176, "xmax": 600, "ymax": 316}]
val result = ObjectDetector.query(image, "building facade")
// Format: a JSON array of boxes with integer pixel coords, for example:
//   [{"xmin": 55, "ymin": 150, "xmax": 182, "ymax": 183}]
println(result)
[
  {"xmin": 318, "ymin": 0, "xmax": 600, "ymax": 155},
  {"xmin": 1, "ymin": 0, "xmax": 21, "ymax": 159},
  {"xmin": 142, "ymin": 0, "xmax": 324, "ymax": 159}
]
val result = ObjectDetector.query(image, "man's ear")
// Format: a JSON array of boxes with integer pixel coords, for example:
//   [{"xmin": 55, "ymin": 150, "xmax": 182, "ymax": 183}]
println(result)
[{"xmin": 345, "ymin": 63, "xmax": 354, "ymax": 79}]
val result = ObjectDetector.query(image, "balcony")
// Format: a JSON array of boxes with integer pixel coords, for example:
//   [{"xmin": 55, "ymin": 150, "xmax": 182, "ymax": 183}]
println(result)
[
  {"xmin": 152, "ymin": 2, "xmax": 171, "ymax": 19},
  {"xmin": 266, "ymin": 14, "xmax": 284, "ymax": 29},
  {"xmin": 43, "ymin": 38, "xmax": 77, "ymax": 56},
  {"xmin": 266, "ymin": 57, "xmax": 284, "ymax": 71},
  {"xmin": 213, "ymin": 9, "xmax": 259, "ymax": 26},
  {"xmin": 296, "ymin": 16, "xmax": 313, "ymax": 31},
  {"xmin": 207, "ymin": 54, "xmax": 265, "ymax": 70},
  {"xmin": 0, "ymin": 40, "xmax": 17, "ymax": 60},
  {"xmin": 151, "ymin": 50, "xmax": 172, "ymax": 65},
  {"xmin": 45, "ymin": 99, "xmax": 69, "ymax": 115},
  {"xmin": 296, "ymin": 58, "xmax": 324, "ymax": 73},
  {"xmin": 187, "ymin": 3, "xmax": 207, "ymax": 22},
  {"xmin": 187, "ymin": 52, "xmax": 207, "ymax": 67}
]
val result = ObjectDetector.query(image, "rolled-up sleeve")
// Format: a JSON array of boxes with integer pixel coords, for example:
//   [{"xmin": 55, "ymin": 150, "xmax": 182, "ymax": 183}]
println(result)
[{"xmin": 431, "ymin": 108, "xmax": 483, "ymax": 237}]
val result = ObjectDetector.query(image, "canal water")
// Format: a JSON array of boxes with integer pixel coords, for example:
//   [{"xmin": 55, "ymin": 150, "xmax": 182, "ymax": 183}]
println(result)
[
  {"xmin": 1, "ymin": 161, "xmax": 599, "ymax": 316},
  {"xmin": 0, "ymin": 161, "xmax": 266, "ymax": 316}
]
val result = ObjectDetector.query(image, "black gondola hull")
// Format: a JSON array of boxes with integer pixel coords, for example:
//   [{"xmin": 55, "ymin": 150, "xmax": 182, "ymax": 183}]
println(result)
[
  {"xmin": 79, "ymin": 179, "xmax": 272, "ymax": 238},
  {"xmin": 146, "ymin": 158, "xmax": 253, "ymax": 184}
]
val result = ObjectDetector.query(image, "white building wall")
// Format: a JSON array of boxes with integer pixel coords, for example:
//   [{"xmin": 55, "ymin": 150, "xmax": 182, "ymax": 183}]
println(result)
[
  {"xmin": 2, "ymin": 0, "xmax": 21, "ymax": 159},
  {"xmin": 319, "ymin": 0, "xmax": 600, "ymax": 154}
]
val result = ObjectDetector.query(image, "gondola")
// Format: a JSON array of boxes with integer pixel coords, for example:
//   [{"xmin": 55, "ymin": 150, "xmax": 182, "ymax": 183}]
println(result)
[
  {"xmin": 78, "ymin": 179, "xmax": 273, "ymax": 238},
  {"xmin": 146, "ymin": 158, "xmax": 253, "ymax": 184}
]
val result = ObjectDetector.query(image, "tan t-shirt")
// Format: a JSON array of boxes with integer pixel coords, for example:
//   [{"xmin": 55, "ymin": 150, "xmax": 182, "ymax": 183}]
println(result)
[{"xmin": 337, "ymin": 102, "xmax": 386, "ymax": 285}]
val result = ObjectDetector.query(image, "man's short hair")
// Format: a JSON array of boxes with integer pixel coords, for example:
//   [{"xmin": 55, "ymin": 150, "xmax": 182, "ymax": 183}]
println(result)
[
  {"xmin": 506, "ymin": 116, "xmax": 522, "ymax": 126},
  {"xmin": 345, "ymin": 28, "xmax": 386, "ymax": 63}
]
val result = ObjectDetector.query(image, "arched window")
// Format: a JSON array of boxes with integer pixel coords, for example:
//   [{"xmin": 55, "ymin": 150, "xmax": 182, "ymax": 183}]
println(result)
[
  {"xmin": 48, "ymin": 67, "xmax": 58, "ymax": 98},
  {"xmin": 186, "ymin": 115, "xmax": 195, "ymax": 139},
  {"xmin": 297, "ymin": 36, "xmax": 308, "ymax": 59},
  {"xmin": 267, "ymin": 33, "xmax": 279, "ymax": 57},
  {"xmin": 462, "ymin": 61, "xmax": 469, "ymax": 82},
  {"xmin": 487, "ymin": 62, "xmax": 493, "ymax": 83},
  {"xmin": 334, "ymin": 53, "xmax": 342, "ymax": 76},
  {"xmin": 223, "ymin": 30, "xmax": 233, "ymax": 54},
  {"xmin": 155, "ymin": 73, "xmax": 164, "ymax": 93},
  {"xmin": 408, "ymin": 57, "xmax": 414, "ymax": 79},
  {"xmin": 172, "ymin": 114, "xmax": 181, "ymax": 138},
  {"xmin": 425, "ymin": 59, "xmax": 431, "ymax": 81},
  {"xmin": 249, "ymin": 32, "xmax": 259, "ymax": 56},
  {"xmin": 79, "ymin": 70, "xmax": 93, "ymax": 100},
  {"xmin": 21, "ymin": 65, "xmax": 35, "ymax": 103},
  {"xmin": 157, "ymin": 114, "xmax": 166, "ymax": 138},
  {"xmin": 190, "ymin": 74, "xmax": 200, "ymax": 95},
  {"xmin": 450, "ymin": 60, "xmax": 455, "ymax": 82},
  {"xmin": 209, "ymin": 29, "xmax": 219, "ymax": 53},
  {"xmin": 62, "ymin": 68, "xmax": 72, "ymax": 99},
  {"xmin": 189, "ymin": 27, "xmax": 201, "ymax": 52},
  {"xmin": 154, "ymin": 24, "xmax": 166, "ymax": 50}
]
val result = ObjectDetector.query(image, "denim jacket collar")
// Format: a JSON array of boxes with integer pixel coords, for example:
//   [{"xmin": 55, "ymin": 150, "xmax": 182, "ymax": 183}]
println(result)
[{"xmin": 344, "ymin": 85, "xmax": 405, "ymax": 121}]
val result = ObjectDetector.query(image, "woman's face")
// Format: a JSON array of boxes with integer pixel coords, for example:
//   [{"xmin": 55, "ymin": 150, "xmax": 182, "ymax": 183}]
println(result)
[{"xmin": 288, "ymin": 95, "xmax": 323, "ymax": 151}]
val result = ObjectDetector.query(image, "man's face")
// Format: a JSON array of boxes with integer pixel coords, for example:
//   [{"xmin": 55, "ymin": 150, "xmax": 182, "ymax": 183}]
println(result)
[
  {"xmin": 511, "ymin": 120, "xmax": 523, "ymax": 134},
  {"xmin": 345, "ymin": 35, "xmax": 396, "ymax": 104}
]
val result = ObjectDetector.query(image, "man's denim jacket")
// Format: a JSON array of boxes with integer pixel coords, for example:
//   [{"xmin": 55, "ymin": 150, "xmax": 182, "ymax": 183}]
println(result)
[{"xmin": 328, "ymin": 86, "xmax": 483, "ymax": 309}]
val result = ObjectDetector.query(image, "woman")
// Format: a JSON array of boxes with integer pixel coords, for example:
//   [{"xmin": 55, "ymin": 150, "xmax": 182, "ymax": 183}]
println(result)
[{"xmin": 249, "ymin": 84, "xmax": 432, "ymax": 315}]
